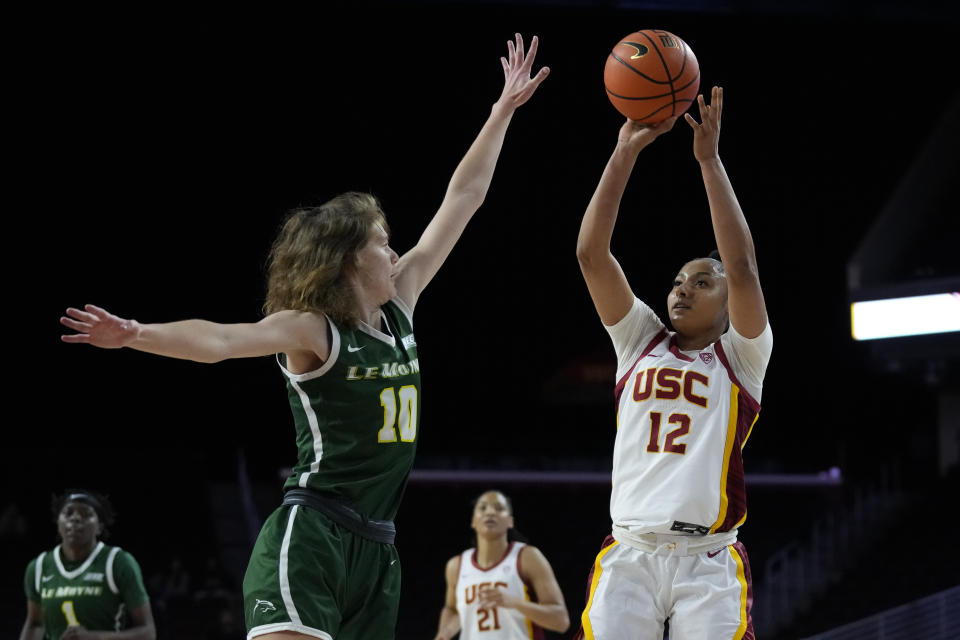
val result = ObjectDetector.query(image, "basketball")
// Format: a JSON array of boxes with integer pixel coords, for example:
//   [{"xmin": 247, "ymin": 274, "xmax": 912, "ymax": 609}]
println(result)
[{"xmin": 603, "ymin": 29, "xmax": 700, "ymax": 124}]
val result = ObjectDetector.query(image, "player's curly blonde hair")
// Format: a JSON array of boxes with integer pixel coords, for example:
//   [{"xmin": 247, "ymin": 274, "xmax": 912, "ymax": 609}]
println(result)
[{"xmin": 264, "ymin": 192, "xmax": 388, "ymax": 326}]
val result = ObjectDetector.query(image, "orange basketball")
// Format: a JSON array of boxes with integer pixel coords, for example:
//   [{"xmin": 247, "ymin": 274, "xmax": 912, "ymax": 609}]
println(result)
[{"xmin": 603, "ymin": 29, "xmax": 700, "ymax": 124}]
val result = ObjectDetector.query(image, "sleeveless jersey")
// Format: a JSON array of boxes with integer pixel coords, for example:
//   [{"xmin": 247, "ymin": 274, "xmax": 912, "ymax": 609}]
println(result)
[
  {"xmin": 280, "ymin": 298, "xmax": 420, "ymax": 521},
  {"xmin": 23, "ymin": 542, "xmax": 149, "ymax": 639},
  {"xmin": 606, "ymin": 297, "xmax": 772, "ymax": 535},
  {"xmin": 455, "ymin": 542, "xmax": 544, "ymax": 640}
]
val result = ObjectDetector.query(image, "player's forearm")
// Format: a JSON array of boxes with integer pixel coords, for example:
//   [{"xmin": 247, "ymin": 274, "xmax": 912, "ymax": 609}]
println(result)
[
  {"xmin": 699, "ymin": 157, "xmax": 758, "ymax": 277},
  {"xmin": 443, "ymin": 103, "xmax": 515, "ymax": 209},
  {"xmin": 511, "ymin": 601, "xmax": 570, "ymax": 632},
  {"xmin": 17, "ymin": 621, "xmax": 43, "ymax": 640},
  {"xmin": 433, "ymin": 606, "xmax": 461, "ymax": 640},
  {"xmin": 128, "ymin": 319, "xmax": 238, "ymax": 363},
  {"xmin": 577, "ymin": 143, "xmax": 639, "ymax": 262}
]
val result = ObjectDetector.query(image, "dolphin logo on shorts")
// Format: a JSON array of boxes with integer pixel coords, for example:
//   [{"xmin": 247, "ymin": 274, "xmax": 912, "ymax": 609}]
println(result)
[{"xmin": 253, "ymin": 599, "xmax": 277, "ymax": 615}]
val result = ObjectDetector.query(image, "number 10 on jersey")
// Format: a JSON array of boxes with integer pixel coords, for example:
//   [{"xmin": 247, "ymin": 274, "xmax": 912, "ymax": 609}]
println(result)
[{"xmin": 377, "ymin": 385, "xmax": 418, "ymax": 443}]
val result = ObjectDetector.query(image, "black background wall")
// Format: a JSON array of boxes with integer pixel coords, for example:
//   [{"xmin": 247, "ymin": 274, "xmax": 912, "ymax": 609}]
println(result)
[{"xmin": 4, "ymin": 1, "xmax": 958, "ymax": 638}]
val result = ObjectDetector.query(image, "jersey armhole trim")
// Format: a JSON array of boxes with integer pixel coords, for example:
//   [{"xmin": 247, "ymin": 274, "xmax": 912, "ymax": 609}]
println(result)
[
  {"xmin": 516, "ymin": 542, "xmax": 531, "ymax": 586},
  {"xmin": 34, "ymin": 552, "xmax": 45, "ymax": 593},
  {"xmin": 278, "ymin": 315, "xmax": 340, "ymax": 382},
  {"xmin": 615, "ymin": 328, "xmax": 669, "ymax": 397},
  {"xmin": 106, "ymin": 547, "xmax": 121, "ymax": 594},
  {"xmin": 389, "ymin": 297, "xmax": 414, "ymax": 324}
]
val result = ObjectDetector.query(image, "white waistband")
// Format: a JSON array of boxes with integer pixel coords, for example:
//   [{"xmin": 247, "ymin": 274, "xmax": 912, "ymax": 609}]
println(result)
[{"xmin": 612, "ymin": 525, "xmax": 738, "ymax": 557}]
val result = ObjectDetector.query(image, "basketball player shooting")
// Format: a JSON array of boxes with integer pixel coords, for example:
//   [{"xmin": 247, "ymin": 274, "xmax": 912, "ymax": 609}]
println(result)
[{"xmin": 574, "ymin": 87, "xmax": 773, "ymax": 640}]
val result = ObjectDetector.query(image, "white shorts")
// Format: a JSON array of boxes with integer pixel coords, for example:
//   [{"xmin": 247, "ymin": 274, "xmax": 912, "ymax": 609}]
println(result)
[{"xmin": 578, "ymin": 534, "xmax": 754, "ymax": 640}]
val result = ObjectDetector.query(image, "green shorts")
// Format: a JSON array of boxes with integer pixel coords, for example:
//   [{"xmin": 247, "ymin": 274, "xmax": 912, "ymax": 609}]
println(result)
[{"xmin": 243, "ymin": 503, "xmax": 401, "ymax": 640}]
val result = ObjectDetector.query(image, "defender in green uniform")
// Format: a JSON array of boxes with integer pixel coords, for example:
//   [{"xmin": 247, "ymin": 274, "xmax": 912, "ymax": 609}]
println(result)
[
  {"xmin": 242, "ymin": 296, "xmax": 421, "ymax": 638},
  {"xmin": 61, "ymin": 32, "xmax": 549, "ymax": 640},
  {"xmin": 19, "ymin": 491, "xmax": 155, "ymax": 640}
]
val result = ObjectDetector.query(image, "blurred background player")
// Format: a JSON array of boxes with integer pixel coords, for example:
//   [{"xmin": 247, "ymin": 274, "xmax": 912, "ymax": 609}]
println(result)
[
  {"xmin": 574, "ymin": 87, "xmax": 772, "ymax": 639},
  {"xmin": 18, "ymin": 490, "xmax": 155, "ymax": 640},
  {"xmin": 60, "ymin": 33, "xmax": 549, "ymax": 640},
  {"xmin": 433, "ymin": 490, "xmax": 569, "ymax": 640}
]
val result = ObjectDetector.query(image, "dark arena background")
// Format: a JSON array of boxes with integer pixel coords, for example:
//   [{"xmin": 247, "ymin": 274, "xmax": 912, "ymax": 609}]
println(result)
[{"xmin": 5, "ymin": 1, "xmax": 959, "ymax": 639}]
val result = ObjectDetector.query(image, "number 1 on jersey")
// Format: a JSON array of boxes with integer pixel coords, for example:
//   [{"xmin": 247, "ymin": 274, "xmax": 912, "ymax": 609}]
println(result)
[{"xmin": 61, "ymin": 600, "xmax": 79, "ymax": 627}]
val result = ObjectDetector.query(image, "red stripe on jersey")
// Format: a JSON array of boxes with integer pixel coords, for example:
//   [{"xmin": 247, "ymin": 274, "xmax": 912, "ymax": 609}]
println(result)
[
  {"xmin": 614, "ymin": 329, "xmax": 669, "ymax": 407},
  {"xmin": 470, "ymin": 541, "xmax": 515, "ymax": 571},
  {"xmin": 532, "ymin": 620, "xmax": 546, "ymax": 640},
  {"xmin": 516, "ymin": 547, "xmax": 545, "ymax": 640},
  {"xmin": 714, "ymin": 341, "xmax": 761, "ymax": 414},
  {"xmin": 572, "ymin": 535, "xmax": 617, "ymax": 640},
  {"xmin": 667, "ymin": 334, "xmax": 696, "ymax": 361},
  {"xmin": 715, "ymin": 388, "xmax": 760, "ymax": 532},
  {"xmin": 516, "ymin": 544, "xmax": 527, "ymax": 583},
  {"xmin": 731, "ymin": 541, "xmax": 756, "ymax": 640}
]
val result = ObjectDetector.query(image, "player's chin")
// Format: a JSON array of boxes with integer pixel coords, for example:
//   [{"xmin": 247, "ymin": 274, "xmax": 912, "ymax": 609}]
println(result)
[{"xmin": 378, "ymin": 287, "xmax": 396, "ymax": 306}]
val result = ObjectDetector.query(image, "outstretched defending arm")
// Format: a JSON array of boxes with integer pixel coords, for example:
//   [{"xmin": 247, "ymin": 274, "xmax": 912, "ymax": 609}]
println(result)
[
  {"xmin": 61, "ymin": 304, "xmax": 330, "ymax": 364},
  {"xmin": 394, "ymin": 33, "xmax": 549, "ymax": 309}
]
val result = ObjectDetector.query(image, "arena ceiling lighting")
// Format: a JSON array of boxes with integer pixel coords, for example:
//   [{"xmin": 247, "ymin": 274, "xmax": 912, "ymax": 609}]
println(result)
[{"xmin": 851, "ymin": 292, "xmax": 960, "ymax": 340}]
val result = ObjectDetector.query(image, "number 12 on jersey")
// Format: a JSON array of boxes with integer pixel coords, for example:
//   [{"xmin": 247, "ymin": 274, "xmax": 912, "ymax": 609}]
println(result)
[{"xmin": 646, "ymin": 411, "xmax": 691, "ymax": 454}]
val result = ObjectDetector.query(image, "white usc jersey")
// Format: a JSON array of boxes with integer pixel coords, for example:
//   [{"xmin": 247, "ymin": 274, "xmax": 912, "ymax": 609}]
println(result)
[
  {"xmin": 455, "ymin": 541, "xmax": 543, "ymax": 640},
  {"xmin": 606, "ymin": 297, "xmax": 773, "ymax": 536}
]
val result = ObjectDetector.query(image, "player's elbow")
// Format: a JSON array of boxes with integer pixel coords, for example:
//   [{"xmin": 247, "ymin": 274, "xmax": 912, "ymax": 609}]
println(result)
[
  {"xmin": 576, "ymin": 230, "xmax": 611, "ymax": 266},
  {"xmin": 189, "ymin": 346, "xmax": 230, "ymax": 364},
  {"xmin": 575, "ymin": 240, "xmax": 598, "ymax": 267},
  {"xmin": 576, "ymin": 244, "xmax": 613, "ymax": 278},
  {"xmin": 725, "ymin": 256, "xmax": 760, "ymax": 284},
  {"xmin": 553, "ymin": 609, "xmax": 571, "ymax": 633},
  {"xmin": 541, "ymin": 606, "xmax": 570, "ymax": 633},
  {"xmin": 447, "ymin": 183, "xmax": 487, "ymax": 213}
]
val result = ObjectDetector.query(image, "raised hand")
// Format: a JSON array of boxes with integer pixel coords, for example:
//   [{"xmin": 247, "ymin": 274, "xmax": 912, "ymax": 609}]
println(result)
[
  {"xmin": 684, "ymin": 85, "xmax": 723, "ymax": 163},
  {"xmin": 617, "ymin": 115, "xmax": 679, "ymax": 153},
  {"xmin": 61, "ymin": 304, "xmax": 140, "ymax": 348},
  {"xmin": 497, "ymin": 33, "xmax": 550, "ymax": 110}
]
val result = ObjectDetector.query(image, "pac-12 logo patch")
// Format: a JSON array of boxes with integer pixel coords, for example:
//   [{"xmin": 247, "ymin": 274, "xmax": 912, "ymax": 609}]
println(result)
[{"xmin": 699, "ymin": 352, "xmax": 714, "ymax": 365}]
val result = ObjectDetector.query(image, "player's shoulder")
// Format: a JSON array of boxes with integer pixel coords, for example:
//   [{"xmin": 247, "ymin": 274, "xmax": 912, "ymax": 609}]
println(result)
[
  {"xmin": 720, "ymin": 321, "xmax": 773, "ymax": 360},
  {"xmin": 28, "ymin": 548, "xmax": 54, "ymax": 567},
  {"xmin": 23, "ymin": 551, "xmax": 44, "ymax": 574},
  {"xmin": 264, "ymin": 308, "xmax": 327, "ymax": 329},
  {"xmin": 445, "ymin": 551, "xmax": 466, "ymax": 570},
  {"xmin": 517, "ymin": 543, "xmax": 548, "ymax": 565},
  {"xmin": 106, "ymin": 545, "xmax": 142, "ymax": 568},
  {"xmin": 444, "ymin": 552, "xmax": 465, "ymax": 581}
]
